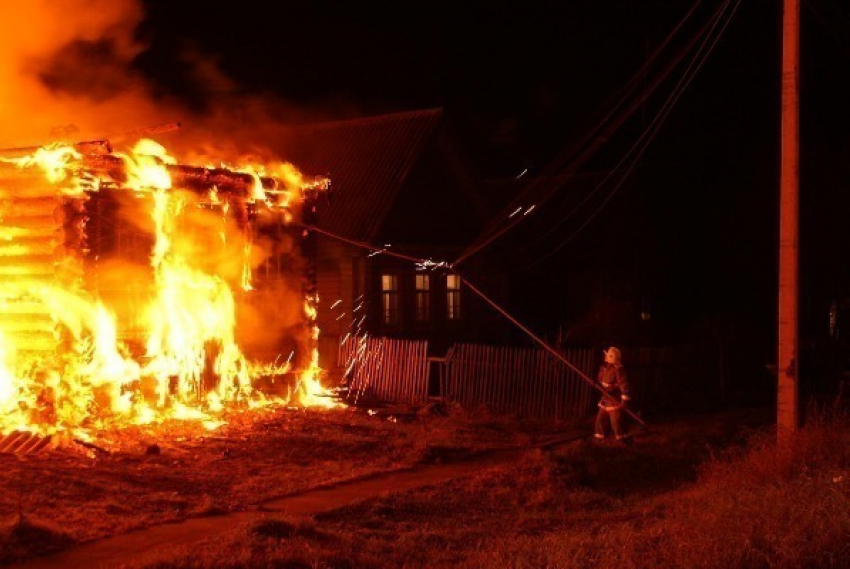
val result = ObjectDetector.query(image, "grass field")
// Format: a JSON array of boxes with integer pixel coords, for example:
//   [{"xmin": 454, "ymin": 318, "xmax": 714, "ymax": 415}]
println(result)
[{"xmin": 0, "ymin": 400, "xmax": 846, "ymax": 568}]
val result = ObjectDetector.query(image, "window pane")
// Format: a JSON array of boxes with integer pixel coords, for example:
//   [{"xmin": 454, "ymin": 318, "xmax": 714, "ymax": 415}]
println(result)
[
  {"xmin": 381, "ymin": 274, "xmax": 398, "ymax": 324},
  {"xmin": 446, "ymin": 274, "xmax": 460, "ymax": 320},
  {"xmin": 415, "ymin": 274, "xmax": 430, "ymax": 291},
  {"xmin": 415, "ymin": 274, "xmax": 430, "ymax": 321},
  {"xmin": 383, "ymin": 291, "xmax": 398, "ymax": 324},
  {"xmin": 382, "ymin": 274, "xmax": 397, "ymax": 292}
]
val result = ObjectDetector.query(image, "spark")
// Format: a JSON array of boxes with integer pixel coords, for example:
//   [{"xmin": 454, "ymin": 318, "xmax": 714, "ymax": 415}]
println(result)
[{"xmin": 415, "ymin": 259, "xmax": 449, "ymax": 271}]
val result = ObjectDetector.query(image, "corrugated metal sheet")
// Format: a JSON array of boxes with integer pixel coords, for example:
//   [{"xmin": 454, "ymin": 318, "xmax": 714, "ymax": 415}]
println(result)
[{"xmin": 278, "ymin": 108, "xmax": 444, "ymax": 243}]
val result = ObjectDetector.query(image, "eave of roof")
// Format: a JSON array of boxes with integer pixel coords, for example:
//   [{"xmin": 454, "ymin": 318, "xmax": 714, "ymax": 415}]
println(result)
[{"xmin": 278, "ymin": 108, "xmax": 445, "ymax": 243}]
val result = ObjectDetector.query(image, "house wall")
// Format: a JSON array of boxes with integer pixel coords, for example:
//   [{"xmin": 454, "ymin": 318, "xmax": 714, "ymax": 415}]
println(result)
[
  {"xmin": 363, "ymin": 256, "xmax": 513, "ymax": 355},
  {"xmin": 309, "ymin": 112, "xmax": 514, "ymax": 370},
  {"xmin": 315, "ymin": 236, "xmax": 364, "ymax": 381},
  {"xmin": 315, "ymin": 238, "xmax": 509, "ymax": 367}
]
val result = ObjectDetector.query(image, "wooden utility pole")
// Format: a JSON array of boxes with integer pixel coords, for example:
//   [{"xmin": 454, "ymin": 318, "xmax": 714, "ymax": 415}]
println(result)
[{"xmin": 778, "ymin": 0, "xmax": 800, "ymax": 441}]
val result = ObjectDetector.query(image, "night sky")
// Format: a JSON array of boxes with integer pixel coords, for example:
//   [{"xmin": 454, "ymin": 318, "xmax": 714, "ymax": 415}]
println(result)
[{"xmin": 133, "ymin": 1, "xmax": 850, "ymax": 352}]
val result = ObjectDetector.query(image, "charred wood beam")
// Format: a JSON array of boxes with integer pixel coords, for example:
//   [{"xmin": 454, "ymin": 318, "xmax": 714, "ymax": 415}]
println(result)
[
  {"xmin": 168, "ymin": 164, "xmax": 279, "ymax": 195},
  {"xmin": 80, "ymin": 154, "xmax": 280, "ymax": 197}
]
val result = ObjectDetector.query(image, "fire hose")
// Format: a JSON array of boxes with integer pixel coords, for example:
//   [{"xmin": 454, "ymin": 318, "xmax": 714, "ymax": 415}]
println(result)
[{"xmin": 457, "ymin": 273, "xmax": 647, "ymax": 427}]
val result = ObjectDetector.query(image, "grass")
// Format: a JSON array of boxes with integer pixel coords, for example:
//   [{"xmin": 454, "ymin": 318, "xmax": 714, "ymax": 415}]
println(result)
[{"xmin": 1, "ymin": 402, "xmax": 847, "ymax": 568}]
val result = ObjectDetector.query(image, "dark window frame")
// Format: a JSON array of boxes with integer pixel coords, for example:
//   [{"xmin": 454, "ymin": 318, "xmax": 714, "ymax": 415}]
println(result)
[
  {"xmin": 415, "ymin": 273, "xmax": 431, "ymax": 322},
  {"xmin": 446, "ymin": 273, "xmax": 461, "ymax": 321},
  {"xmin": 381, "ymin": 273, "xmax": 400, "ymax": 325}
]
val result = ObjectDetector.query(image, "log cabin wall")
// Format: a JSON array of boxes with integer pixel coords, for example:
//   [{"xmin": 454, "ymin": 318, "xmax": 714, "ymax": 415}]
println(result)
[{"xmin": 0, "ymin": 165, "xmax": 79, "ymax": 361}]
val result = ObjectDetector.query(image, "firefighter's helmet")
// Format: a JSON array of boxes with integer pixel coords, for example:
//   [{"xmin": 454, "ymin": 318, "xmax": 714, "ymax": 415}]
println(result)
[{"xmin": 604, "ymin": 346, "xmax": 622, "ymax": 364}]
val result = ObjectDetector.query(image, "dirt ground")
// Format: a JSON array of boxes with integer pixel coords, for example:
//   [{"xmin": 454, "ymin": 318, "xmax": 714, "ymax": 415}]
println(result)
[{"xmin": 0, "ymin": 401, "xmax": 777, "ymax": 566}]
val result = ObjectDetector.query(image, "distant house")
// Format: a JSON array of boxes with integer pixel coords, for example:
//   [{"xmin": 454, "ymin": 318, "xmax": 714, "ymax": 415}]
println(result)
[{"xmin": 275, "ymin": 108, "xmax": 512, "ymax": 377}]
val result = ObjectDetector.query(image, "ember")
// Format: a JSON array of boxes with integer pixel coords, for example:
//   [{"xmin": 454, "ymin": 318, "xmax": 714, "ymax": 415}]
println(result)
[{"xmin": 0, "ymin": 135, "xmax": 335, "ymax": 442}]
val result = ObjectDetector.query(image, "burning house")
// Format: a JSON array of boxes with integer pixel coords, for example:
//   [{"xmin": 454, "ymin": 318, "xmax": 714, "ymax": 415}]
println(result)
[
  {"xmin": 0, "ymin": 133, "xmax": 334, "ymax": 442},
  {"xmin": 0, "ymin": 0, "xmax": 521, "ymax": 439}
]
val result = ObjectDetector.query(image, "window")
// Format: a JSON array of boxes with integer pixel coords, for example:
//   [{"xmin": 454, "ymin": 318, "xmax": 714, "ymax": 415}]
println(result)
[
  {"xmin": 415, "ymin": 273, "xmax": 430, "ymax": 322},
  {"xmin": 446, "ymin": 274, "xmax": 461, "ymax": 320},
  {"xmin": 381, "ymin": 274, "xmax": 399, "ymax": 325}
]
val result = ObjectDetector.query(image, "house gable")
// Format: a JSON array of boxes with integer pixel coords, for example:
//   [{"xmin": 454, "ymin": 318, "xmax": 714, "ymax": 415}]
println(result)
[
  {"xmin": 276, "ymin": 108, "xmax": 512, "ymax": 373},
  {"xmin": 375, "ymin": 121, "xmax": 488, "ymax": 255},
  {"xmin": 275, "ymin": 108, "xmax": 444, "ymax": 244}
]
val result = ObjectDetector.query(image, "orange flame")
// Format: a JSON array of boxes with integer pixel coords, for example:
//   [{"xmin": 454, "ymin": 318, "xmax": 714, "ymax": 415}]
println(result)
[
  {"xmin": 1, "ymin": 144, "xmax": 81, "ymax": 183},
  {"xmin": 119, "ymin": 139, "xmax": 175, "ymax": 192},
  {"xmin": 0, "ymin": 138, "xmax": 336, "ymax": 440}
]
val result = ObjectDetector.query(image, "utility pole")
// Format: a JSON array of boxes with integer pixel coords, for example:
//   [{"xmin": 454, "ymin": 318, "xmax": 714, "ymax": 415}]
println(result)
[{"xmin": 778, "ymin": 0, "xmax": 800, "ymax": 441}]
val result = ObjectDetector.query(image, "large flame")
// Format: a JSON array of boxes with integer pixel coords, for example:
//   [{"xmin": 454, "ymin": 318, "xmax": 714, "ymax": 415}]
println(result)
[
  {"xmin": 0, "ymin": 0, "xmax": 342, "ymax": 442},
  {"xmin": 0, "ymin": 139, "xmax": 337, "ymax": 440}
]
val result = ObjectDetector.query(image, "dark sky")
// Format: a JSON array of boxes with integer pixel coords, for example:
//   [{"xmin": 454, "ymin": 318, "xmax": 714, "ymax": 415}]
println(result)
[
  {"xmin": 137, "ymin": 0, "xmax": 757, "ymax": 175},
  {"xmin": 135, "ymin": 0, "xmax": 850, "ymax": 347}
]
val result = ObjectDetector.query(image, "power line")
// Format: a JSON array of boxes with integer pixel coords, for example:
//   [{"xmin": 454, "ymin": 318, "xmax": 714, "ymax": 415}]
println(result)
[
  {"xmin": 300, "ymin": 224, "xmax": 448, "ymax": 267},
  {"xmin": 520, "ymin": 0, "xmax": 742, "ymax": 269},
  {"xmin": 452, "ymin": 0, "xmax": 733, "ymax": 269}
]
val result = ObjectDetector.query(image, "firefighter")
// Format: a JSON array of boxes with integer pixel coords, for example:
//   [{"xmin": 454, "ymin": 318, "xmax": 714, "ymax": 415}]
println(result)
[{"xmin": 594, "ymin": 346, "xmax": 632, "ymax": 442}]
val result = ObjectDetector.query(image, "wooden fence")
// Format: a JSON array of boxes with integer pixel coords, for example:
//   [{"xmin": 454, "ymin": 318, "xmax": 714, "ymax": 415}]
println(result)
[
  {"xmin": 337, "ymin": 335, "xmax": 597, "ymax": 421},
  {"xmin": 337, "ymin": 335, "xmax": 430, "ymax": 404},
  {"xmin": 444, "ymin": 343, "xmax": 597, "ymax": 421}
]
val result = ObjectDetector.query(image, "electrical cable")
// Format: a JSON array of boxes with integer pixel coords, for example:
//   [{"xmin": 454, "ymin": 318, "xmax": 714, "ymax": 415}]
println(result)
[
  {"xmin": 521, "ymin": 0, "xmax": 742, "ymax": 268},
  {"xmin": 519, "ymin": 0, "xmax": 723, "ymax": 259},
  {"xmin": 518, "ymin": 0, "xmax": 734, "ymax": 259},
  {"xmin": 452, "ymin": 0, "xmax": 729, "ymax": 269},
  {"xmin": 299, "ymin": 223, "xmax": 440, "ymax": 266}
]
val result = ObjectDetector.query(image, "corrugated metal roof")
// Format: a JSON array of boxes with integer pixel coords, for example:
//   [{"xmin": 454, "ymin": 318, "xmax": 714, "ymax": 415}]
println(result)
[{"xmin": 277, "ymin": 108, "xmax": 444, "ymax": 243}]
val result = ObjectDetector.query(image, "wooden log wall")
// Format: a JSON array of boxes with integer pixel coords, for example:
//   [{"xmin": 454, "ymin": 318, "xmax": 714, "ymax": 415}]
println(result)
[
  {"xmin": 337, "ymin": 335, "xmax": 429, "ymax": 404},
  {"xmin": 444, "ymin": 343, "xmax": 596, "ymax": 421},
  {"xmin": 0, "ymin": 166, "xmax": 75, "ymax": 357}
]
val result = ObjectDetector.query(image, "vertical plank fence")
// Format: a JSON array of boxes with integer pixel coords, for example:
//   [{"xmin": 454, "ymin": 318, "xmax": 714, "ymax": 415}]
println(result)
[
  {"xmin": 337, "ymin": 336, "xmax": 430, "ymax": 404},
  {"xmin": 336, "ymin": 337, "xmax": 597, "ymax": 420},
  {"xmin": 445, "ymin": 343, "xmax": 596, "ymax": 421}
]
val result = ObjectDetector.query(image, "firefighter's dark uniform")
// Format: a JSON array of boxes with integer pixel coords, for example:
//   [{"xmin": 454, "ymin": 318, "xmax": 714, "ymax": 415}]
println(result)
[{"xmin": 594, "ymin": 362, "xmax": 631, "ymax": 440}]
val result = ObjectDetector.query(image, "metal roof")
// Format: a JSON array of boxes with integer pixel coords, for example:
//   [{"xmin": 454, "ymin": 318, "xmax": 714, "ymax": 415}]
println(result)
[{"xmin": 278, "ymin": 108, "xmax": 444, "ymax": 243}]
